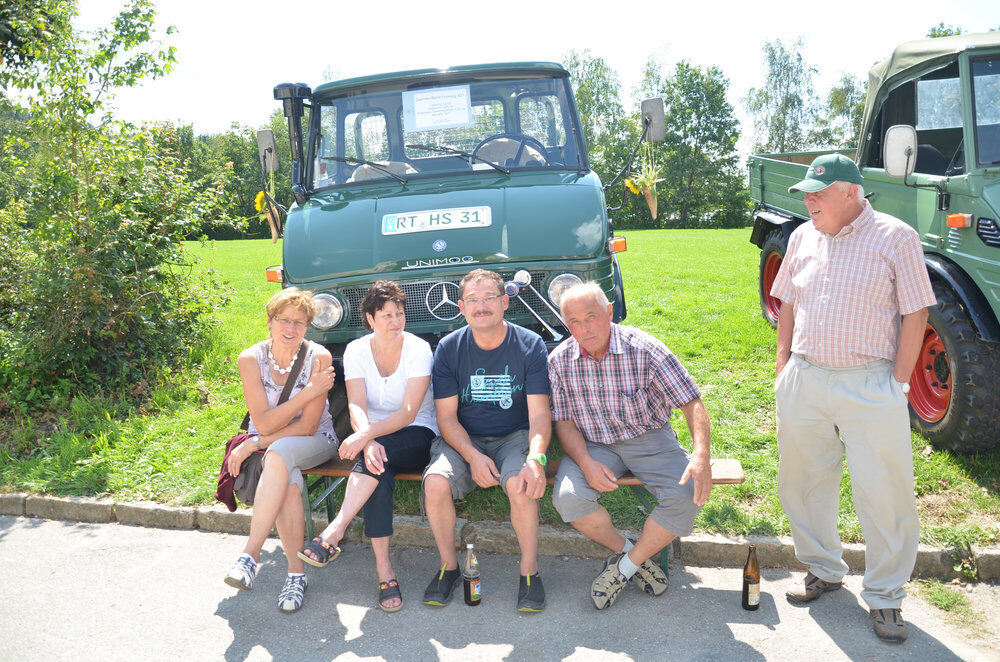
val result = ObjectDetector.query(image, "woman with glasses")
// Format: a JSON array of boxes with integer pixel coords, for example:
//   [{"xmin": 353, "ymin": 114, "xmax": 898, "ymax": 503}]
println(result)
[
  {"xmin": 298, "ymin": 280, "xmax": 437, "ymax": 613},
  {"xmin": 224, "ymin": 287, "xmax": 338, "ymax": 613}
]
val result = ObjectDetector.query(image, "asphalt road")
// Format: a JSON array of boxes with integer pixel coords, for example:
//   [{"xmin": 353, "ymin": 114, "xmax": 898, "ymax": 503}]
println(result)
[{"xmin": 0, "ymin": 515, "xmax": 996, "ymax": 661}]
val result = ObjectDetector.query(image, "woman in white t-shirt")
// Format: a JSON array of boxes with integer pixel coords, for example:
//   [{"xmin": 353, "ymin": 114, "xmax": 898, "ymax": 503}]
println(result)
[{"xmin": 298, "ymin": 281, "xmax": 437, "ymax": 612}]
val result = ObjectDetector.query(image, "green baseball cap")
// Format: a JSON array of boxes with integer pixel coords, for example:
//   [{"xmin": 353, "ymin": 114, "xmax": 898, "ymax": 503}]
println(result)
[{"xmin": 788, "ymin": 153, "xmax": 864, "ymax": 193}]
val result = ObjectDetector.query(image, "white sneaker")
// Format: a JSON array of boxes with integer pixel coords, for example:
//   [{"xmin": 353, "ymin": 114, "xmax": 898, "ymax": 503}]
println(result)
[
  {"xmin": 224, "ymin": 554, "xmax": 257, "ymax": 591},
  {"xmin": 278, "ymin": 574, "xmax": 307, "ymax": 613}
]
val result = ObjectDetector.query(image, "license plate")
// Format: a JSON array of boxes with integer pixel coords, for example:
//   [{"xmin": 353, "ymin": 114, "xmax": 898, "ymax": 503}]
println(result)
[{"xmin": 381, "ymin": 206, "xmax": 491, "ymax": 235}]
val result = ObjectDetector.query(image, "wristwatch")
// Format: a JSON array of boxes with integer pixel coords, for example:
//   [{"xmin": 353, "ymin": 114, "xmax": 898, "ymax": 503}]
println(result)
[
  {"xmin": 527, "ymin": 453, "xmax": 547, "ymax": 467},
  {"xmin": 894, "ymin": 379, "xmax": 911, "ymax": 394},
  {"xmin": 251, "ymin": 435, "xmax": 262, "ymax": 451}
]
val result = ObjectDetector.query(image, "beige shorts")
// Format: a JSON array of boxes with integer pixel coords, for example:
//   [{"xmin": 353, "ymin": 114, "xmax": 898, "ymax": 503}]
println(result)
[{"xmin": 551, "ymin": 426, "xmax": 700, "ymax": 537}]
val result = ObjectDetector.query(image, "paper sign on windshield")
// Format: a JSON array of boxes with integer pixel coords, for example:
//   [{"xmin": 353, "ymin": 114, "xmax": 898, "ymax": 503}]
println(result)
[
  {"xmin": 402, "ymin": 85, "xmax": 472, "ymax": 132},
  {"xmin": 382, "ymin": 206, "xmax": 491, "ymax": 235}
]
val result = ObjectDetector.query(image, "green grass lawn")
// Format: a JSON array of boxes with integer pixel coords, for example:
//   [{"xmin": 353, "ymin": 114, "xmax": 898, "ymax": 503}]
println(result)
[{"xmin": 2, "ymin": 229, "xmax": 999, "ymax": 549}]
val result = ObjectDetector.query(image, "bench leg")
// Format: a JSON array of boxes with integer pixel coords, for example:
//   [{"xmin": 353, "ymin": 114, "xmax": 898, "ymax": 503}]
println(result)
[
  {"xmin": 302, "ymin": 475, "xmax": 346, "ymax": 543},
  {"xmin": 301, "ymin": 482, "xmax": 313, "ymax": 541},
  {"xmin": 627, "ymin": 485, "xmax": 671, "ymax": 580}
]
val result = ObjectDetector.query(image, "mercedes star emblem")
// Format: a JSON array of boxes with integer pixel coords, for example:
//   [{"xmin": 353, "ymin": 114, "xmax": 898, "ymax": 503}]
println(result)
[
  {"xmin": 425, "ymin": 281, "xmax": 462, "ymax": 321},
  {"xmin": 432, "ymin": 239, "xmax": 447, "ymax": 252}
]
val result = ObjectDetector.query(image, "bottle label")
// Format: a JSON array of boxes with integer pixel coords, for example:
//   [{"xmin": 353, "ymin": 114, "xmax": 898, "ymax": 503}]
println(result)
[
  {"xmin": 470, "ymin": 553, "xmax": 478, "ymax": 569},
  {"xmin": 469, "ymin": 578, "xmax": 481, "ymax": 600},
  {"xmin": 747, "ymin": 583, "xmax": 760, "ymax": 606}
]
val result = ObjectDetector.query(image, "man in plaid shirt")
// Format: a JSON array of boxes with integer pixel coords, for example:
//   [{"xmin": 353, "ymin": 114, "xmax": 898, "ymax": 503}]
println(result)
[
  {"xmin": 771, "ymin": 154, "xmax": 936, "ymax": 644},
  {"xmin": 548, "ymin": 282, "xmax": 712, "ymax": 611}
]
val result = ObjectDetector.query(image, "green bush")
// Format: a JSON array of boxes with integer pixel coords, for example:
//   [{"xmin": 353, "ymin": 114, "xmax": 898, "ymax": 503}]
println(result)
[{"xmin": 0, "ymin": 1, "xmax": 238, "ymax": 419}]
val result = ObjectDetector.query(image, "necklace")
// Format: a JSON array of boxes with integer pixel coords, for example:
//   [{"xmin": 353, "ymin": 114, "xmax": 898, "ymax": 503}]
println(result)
[{"xmin": 268, "ymin": 341, "xmax": 299, "ymax": 375}]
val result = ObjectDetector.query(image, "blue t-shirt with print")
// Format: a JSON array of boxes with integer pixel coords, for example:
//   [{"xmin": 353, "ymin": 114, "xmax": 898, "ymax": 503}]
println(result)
[{"xmin": 432, "ymin": 322, "xmax": 550, "ymax": 437}]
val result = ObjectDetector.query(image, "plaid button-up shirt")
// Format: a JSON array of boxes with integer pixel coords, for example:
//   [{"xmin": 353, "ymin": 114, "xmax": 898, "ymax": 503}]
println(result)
[
  {"xmin": 548, "ymin": 324, "xmax": 700, "ymax": 445},
  {"xmin": 771, "ymin": 201, "xmax": 937, "ymax": 367}
]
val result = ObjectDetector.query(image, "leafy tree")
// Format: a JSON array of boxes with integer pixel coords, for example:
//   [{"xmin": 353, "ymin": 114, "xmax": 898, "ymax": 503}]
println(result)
[
  {"xmin": 0, "ymin": 0, "xmax": 69, "ymax": 83},
  {"xmin": 641, "ymin": 58, "xmax": 749, "ymax": 227},
  {"xmin": 0, "ymin": 0, "xmax": 235, "ymax": 411},
  {"xmin": 808, "ymin": 73, "xmax": 865, "ymax": 148},
  {"xmin": 744, "ymin": 38, "xmax": 817, "ymax": 153},
  {"xmin": 927, "ymin": 22, "xmax": 963, "ymax": 38}
]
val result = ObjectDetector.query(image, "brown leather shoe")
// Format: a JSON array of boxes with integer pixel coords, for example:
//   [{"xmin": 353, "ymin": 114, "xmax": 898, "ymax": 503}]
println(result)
[
  {"xmin": 871, "ymin": 608, "xmax": 908, "ymax": 643},
  {"xmin": 785, "ymin": 571, "xmax": 842, "ymax": 604}
]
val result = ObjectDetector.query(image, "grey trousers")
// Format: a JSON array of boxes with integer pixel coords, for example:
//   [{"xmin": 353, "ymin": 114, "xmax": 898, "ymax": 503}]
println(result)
[{"xmin": 775, "ymin": 353, "xmax": 918, "ymax": 610}]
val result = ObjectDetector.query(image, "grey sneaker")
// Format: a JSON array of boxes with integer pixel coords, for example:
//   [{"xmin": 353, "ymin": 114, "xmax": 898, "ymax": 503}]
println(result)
[
  {"xmin": 871, "ymin": 608, "xmax": 908, "ymax": 643},
  {"xmin": 278, "ymin": 574, "xmax": 307, "ymax": 613},
  {"xmin": 591, "ymin": 552, "xmax": 629, "ymax": 610},
  {"xmin": 785, "ymin": 571, "xmax": 842, "ymax": 604},
  {"xmin": 224, "ymin": 554, "xmax": 257, "ymax": 591}
]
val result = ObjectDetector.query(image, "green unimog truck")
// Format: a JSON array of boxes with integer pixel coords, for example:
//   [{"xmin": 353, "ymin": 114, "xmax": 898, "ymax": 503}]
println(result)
[
  {"xmin": 264, "ymin": 62, "xmax": 663, "ymax": 437},
  {"xmin": 749, "ymin": 32, "xmax": 1000, "ymax": 452}
]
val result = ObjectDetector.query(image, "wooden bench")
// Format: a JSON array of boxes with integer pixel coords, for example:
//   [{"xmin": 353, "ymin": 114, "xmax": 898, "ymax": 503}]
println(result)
[{"xmin": 301, "ymin": 457, "xmax": 744, "ymax": 574}]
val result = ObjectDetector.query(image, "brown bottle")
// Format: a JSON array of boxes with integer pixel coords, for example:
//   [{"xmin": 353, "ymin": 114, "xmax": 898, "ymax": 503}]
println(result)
[
  {"xmin": 462, "ymin": 543, "xmax": 482, "ymax": 606},
  {"xmin": 742, "ymin": 544, "xmax": 760, "ymax": 611}
]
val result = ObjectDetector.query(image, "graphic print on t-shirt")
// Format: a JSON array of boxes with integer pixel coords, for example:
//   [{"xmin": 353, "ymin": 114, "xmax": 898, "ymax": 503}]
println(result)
[{"xmin": 464, "ymin": 367, "xmax": 520, "ymax": 409}]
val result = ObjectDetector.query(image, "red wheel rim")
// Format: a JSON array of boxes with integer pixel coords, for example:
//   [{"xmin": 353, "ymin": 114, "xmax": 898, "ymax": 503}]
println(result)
[
  {"xmin": 762, "ymin": 252, "xmax": 783, "ymax": 322},
  {"xmin": 908, "ymin": 324, "xmax": 951, "ymax": 423}
]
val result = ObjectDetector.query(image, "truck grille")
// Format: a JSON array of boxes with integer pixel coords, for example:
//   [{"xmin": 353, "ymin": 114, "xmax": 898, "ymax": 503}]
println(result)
[
  {"xmin": 340, "ymin": 271, "xmax": 553, "ymax": 328},
  {"xmin": 977, "ymin": 218, "xmax": 1000, "ymax": 249}
]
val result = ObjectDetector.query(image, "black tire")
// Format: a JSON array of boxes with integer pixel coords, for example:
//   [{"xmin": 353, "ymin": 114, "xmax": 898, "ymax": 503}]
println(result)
[
  {"xmin": 758, "ymin": 230, "xmax": 787, "ymax": 328},
  {"xmin": 327, "ymin": 382, "xmax": 353, "ymax": 442},
  {"xmin": 909, "ymin": 282, "xmax": 1000, "ymax": 452}
]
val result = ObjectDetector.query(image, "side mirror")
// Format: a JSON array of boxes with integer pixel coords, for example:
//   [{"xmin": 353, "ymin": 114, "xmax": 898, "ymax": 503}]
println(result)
[
  {"xmin": 640, "ymin": 98, "xmax": 666, "ymax": 143},
  {"xmin": 256, "ymin": 130, "xmax": 279, "ymax": 173},
  {"xmin": 883, "ymin": 125, "xmax": 917, "ymax": 179}
]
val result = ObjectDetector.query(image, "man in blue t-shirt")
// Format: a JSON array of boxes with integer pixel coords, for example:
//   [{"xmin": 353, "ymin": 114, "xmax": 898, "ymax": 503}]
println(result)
[{"xmin": 422, "ymin": 269, "xmax": 552, "ymax": 613}]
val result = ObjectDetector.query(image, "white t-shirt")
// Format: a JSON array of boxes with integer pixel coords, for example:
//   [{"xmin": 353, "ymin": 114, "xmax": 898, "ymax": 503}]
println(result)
[{"xmin": 342, "ymin": 331, "xmax": 438, "ymax": 434}]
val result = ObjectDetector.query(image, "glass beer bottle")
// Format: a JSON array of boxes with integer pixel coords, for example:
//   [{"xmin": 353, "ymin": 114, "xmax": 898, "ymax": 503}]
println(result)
[
  {"xmin": 463, "ymin": 542, "xmax": 482, "ymax": 606},
  {"xmin": 742, "ymin": 544, "xmax": 760, "ymax": 611}
]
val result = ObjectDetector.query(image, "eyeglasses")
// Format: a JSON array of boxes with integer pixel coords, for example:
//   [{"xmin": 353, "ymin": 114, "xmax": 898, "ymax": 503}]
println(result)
[
  {"xmin": 273, "ymin": 316, "xmax": 309, "ymax": 330},
  {"xmin": 462, "ymin": 294, "xmax": 503, "ymax": 306}
]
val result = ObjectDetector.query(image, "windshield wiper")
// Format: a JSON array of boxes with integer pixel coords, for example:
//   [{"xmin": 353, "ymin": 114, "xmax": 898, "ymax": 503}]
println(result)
[
  {"xmin": 325, "ymin": 156, "xmax": 408, "ymax": 184},
  {"xmin": 405, "ymin": 144, "xmax": 510, "ymax": 175}
]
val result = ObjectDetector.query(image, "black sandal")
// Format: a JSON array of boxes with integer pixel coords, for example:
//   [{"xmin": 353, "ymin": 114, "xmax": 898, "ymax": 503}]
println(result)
[
  {"xmin": 378, "ymin": 579, "xmax": 403, "ymax": 613},
  {"xmin": 296, "ymin": 536, "xmax": 341, "ymax": 568}
]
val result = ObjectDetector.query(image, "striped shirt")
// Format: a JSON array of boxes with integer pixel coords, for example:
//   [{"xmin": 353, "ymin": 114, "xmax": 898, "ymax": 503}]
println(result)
[
  {"xmin": 770, "ymin": 201, "xmax": 936, "ymax": 367},
  {"xmin": 548, "ymin": 324, "xmax": 700, "ymax": 445}
]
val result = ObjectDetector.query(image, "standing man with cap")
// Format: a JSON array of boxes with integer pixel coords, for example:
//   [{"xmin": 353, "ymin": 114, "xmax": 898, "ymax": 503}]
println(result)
[{"xmin": 771, "ymin": 153, "xmax": 936, "ymax": 643}]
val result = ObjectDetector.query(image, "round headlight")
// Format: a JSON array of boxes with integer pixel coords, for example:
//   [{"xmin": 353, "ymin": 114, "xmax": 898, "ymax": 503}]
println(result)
[
  {"xmin": 312, "ymin": 293, "xmax": 344, "ymax": 329},
  {"xmin": 547, "ymin": 273, "xmax": 583, "ymax": 308}
]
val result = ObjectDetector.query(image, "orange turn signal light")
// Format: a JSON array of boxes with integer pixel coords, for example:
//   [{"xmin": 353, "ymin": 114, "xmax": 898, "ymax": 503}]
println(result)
[
  {"xmin": 946, "ymin": 213, "xmax": 972, "ymax": 229},
  {"xmin": 265, "ymin": 265, "xmax": 284, "ymax": 282},
  {"xmin": 608, "ymin": 237, "xmax": 627, "ymax": 253}
]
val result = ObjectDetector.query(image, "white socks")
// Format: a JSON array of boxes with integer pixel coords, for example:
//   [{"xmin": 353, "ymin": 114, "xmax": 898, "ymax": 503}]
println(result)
[
  {"xmin": 617, "ymin": 552, "xmax": 640, "ymax": 579},
  {"xmin": 617, "ymin": 539, "xmax": 639, "ymax": 579}
]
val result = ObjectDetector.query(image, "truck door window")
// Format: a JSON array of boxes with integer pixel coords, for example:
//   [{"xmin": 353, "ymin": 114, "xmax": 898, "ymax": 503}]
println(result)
[
  {"xmin": 915, "ymin": 72, "xmax": 963, "ymax": 175},
  {"xmin": 346, "ymin": 111, "xmax": 389, "ymax": 162},
  {"xmin": 314, "ymin": 105, "xmax": 338, "ymax": 187},
  {"xmin": 518, "ymin": 95, "xmax": 566, "ymax": 148},
  {"xmin": 917, "ymin": 77, "xmax": 962, "ymax": 130},
  {"xmin": 971, "ymin": 58, "xmax": 1000, "ymax": 166}
]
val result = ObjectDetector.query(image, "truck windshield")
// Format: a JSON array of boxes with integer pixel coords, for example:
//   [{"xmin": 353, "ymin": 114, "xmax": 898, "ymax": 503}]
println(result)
[
  {"xmin": 310, "ymin": 75, "xmax": 583, "ymax": 188},
  {"xmin": 972, "ymin": 57, "xmax": 1000, "ymax": 166}
]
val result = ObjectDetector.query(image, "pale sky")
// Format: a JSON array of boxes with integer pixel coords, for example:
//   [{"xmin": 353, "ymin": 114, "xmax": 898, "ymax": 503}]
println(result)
[{"xmin": 77, "ymin": 0, "xmax": 998, "ymax": 152}]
